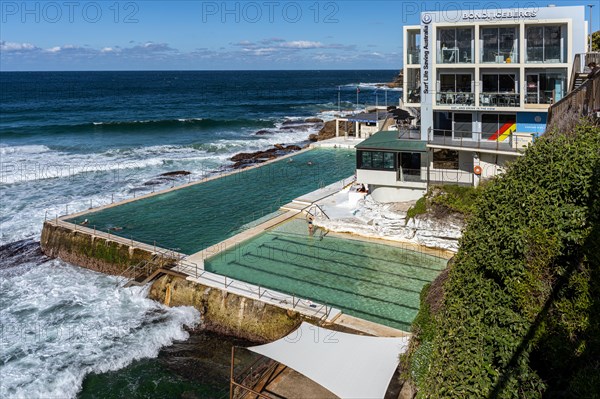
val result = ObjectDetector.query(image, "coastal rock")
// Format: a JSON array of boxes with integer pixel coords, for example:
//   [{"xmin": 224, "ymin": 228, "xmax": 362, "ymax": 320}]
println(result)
[
  {"xmin": 314, "ymin": 196, "xmax": 464, "ymax": 252},
  {"xmin": 310, "ymin": 120, "xmax": 356, "ymax": 142},
  {"xmin": 160, "ymin": 170, "xmax": 191, "ymax": 177},
  {"xmin": 230, "ymin": 144, "xmax": 302, "ymax": 169},
  {"xmin": 305, "ymin": 117, "xmax": 324, "ymax": 123},
  {"xmin": 254, "ymin": 129, "xmax": 271, "ymax": 135}
]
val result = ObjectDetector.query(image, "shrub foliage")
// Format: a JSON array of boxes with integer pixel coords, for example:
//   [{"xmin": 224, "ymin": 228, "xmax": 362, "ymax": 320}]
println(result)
[{"xmin": 407, "ymin": 121, "xmax": 600, "ymax": 398}]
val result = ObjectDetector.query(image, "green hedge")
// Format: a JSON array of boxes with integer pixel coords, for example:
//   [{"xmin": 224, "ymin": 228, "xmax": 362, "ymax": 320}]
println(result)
[{"xmin": 408, "ymin": 121, "xmax": 600, "ymax": 398}]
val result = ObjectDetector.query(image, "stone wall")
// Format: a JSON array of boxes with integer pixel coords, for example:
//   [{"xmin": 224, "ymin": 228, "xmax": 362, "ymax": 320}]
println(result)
[
  {"xmin": 148, "ymin": 275, "xmax": 303, "ymax": 343},
  {"xmin": 40, "ymin": 222, "xmax": 174, "ymax": 276}
]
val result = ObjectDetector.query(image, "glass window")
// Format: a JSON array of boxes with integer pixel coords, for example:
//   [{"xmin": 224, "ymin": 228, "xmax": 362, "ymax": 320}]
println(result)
[
  {"xmin": 383, "ymin": 152, "xmax": 395, "ymax": 169},
  {"xmin": 481, "ymin": 114, "xmax": 516, "ymax": 141},
  {"xmin": 439, "ymin": 28, "xmax": 473, "ymax": 63},
  {"xmin": 482, "ymin": 27, "xmax": 518, "ymax": 63},
  {"xmin": 527, "ymin": 26, "xmax": 564, "ymax": 62},
  {"xmin": 525, "ymin": 71, "xmax": 566, "ymax": 104},
  {"xmin": 482, "ymin": 74, "xmax": 516, "ymax": 93},
  {"xmin": 358, "ymin": 151, "xmax": 396, "ymax": 170},
  {"xmin": 360, "ymin": 151, "xmax": 371, "ymax": 168},
  {"xmin": 483, "ymin": 75, "xmax": 499, "ymax": 92},
  {"xmin": 372, "ymin": 152, "xmax": 384, "ymax": 169},
  {"xmin": 453, "ymin": 113, "xmax": 472, "ymax": 139},
  {"xmin": 440, "ymin": 74, "xmax": 471, "ymax": 92},
  {"xmin": 400, "ymin": 153, "xmax": 421, "ymax": 175}
]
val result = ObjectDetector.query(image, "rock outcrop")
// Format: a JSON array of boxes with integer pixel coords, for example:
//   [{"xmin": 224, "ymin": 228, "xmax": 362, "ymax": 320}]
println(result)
[
  {"xmin": 230, "ymin": 144, "xmax": 302, "ymax": 169},
  {"xmin": 308, "ymin": 120, "xmax": 356, "ymax": 142},
  {"xmin": 314, "ymin": 196, "xmax": 464, "ymax": 252}
]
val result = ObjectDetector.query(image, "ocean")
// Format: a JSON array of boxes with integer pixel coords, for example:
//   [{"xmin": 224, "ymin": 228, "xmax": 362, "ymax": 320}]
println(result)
[{"xmin": 0, "ymin": 70, "xmax": 400, "ymax": 398}]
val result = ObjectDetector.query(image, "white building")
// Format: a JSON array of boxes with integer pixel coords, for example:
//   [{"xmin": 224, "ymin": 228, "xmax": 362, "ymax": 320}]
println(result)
[{"xmin": 357, "ymin": 5, "xmax": 589, "ymax": 203}]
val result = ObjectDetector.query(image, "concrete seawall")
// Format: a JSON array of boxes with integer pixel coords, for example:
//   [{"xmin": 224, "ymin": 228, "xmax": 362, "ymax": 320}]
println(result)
[
  {"xmin": 148, "ymin": 275, "xmax": 304, "ymax": 343},
  {"xmin": 40, "ymin": 221, "xmax": 176, "ymax": 276}
]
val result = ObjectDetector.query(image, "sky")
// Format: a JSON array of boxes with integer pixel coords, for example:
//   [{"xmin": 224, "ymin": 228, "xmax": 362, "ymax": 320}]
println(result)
[{"xmin": 1, "ymin": 0, "xmax": 598, "ymax": 71}]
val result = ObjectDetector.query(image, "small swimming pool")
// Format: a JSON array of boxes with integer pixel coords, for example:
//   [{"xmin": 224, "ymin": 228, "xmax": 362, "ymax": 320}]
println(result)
[
  {"xmin": 67, "ymin": 148, "xmax": 355, "ymax": 254},
  {"xmin": 204, "ymin": 218, "xmax": 448, "ymax": 330}
]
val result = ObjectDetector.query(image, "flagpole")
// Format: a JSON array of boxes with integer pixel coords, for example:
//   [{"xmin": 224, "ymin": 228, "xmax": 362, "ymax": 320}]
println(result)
[
  {"xmin": 338, "ymin": 86, "xmax": 341, "ymax": 113},
  {"xmin": 356, "ymin": 86, "xmax": 359, "ymax": 111}
]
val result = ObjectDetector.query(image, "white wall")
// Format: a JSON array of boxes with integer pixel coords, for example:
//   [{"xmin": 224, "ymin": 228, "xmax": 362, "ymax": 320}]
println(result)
[{"xmin": 370, "ymin": 185, "xmax": 426, "ymax": 203}]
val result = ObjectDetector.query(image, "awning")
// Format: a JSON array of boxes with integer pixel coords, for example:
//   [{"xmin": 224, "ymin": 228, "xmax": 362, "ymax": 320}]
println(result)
[
  {"xmin": 247, "ymin": 322, "xmax": 410, "ymax": 399},
  {"xmin": 356, "ymin": 131, "xmax": 427, "ymax": 151}
]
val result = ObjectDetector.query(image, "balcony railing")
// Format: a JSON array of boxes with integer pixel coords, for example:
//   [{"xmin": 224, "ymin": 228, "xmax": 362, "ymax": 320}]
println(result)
[
  {"xmin": 525, "ymin": 91, "xmax": 556, "ymax": 105},
  {"xmin": 429, "ymin": 129, "xmax": 521, "ymax": 153},
  {"xmin": 436, "ymin": 92, "xmax": 475, "ymax": 106},
  {"xmin": 397, "ymin": 168, "xmax": 426, "ymax": 183},
  {"xmin": 480, "ymin": 93, "xmax": 520, "ymax": 107},
  {"xmin": 397, "ymin": 168, "xmax": 475, "ymax": 186}
]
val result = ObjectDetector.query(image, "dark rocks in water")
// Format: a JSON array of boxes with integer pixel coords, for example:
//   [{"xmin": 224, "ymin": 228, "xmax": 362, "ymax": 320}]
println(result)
[
  {"xmin": 281, "ymin": 119, "xmax": 305, "ymax": 126},
  {"xmin": 279, "ymin": 125, "xmax": 312, "ymax": 131},
  {"xmin": 160, "ymin": 170, "xmax": 191, "ymax": 177},
  {"xmin": 0, "ymin": 239, "xmax": 48, "ymax": 270},
  {"xmin": 143, "ymin": 171, "xmax": 192, "ymax": 186},
  {"xmin": 254, "ymin": 129, "xmax": 271, "ymax": 135},
  {"xmin": 305, "ymin": 117, "xmax": 324, "ymax": 123},
  {"xmin": 230, "ymin": 144, "xmax": 302, "ymax": 169}
]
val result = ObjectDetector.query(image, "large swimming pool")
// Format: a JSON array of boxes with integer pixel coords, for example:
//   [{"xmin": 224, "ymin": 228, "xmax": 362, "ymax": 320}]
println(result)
[
  {"xmin": 67, "ymin": 148, "xmax": 355, "ymax": 254},
  {"xmin": 204, "ymin": 219, "xmax": 448, "ymax": 330}
]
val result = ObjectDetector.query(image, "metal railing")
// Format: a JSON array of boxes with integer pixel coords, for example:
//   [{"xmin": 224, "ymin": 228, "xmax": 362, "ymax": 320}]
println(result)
[
  {"xmin": 525, "ymin": 90, "xmax": 557, "ymax": 105},
  {"xmin": 178, "ymin": 259, "xmax": 334, "ymax": 321},
  {"xmin": 569, "ymin": 52, "xmax": 600, "ymax": 91},
  {"xmin": 396, "ymin": 168, "xmax": 475, "ymax": 186},
  {"xmin": 436, "ymin": 92, "xmax": 475, "ymax": 106},
  {"xmin": 480, "ymin": 93, "xmax": 520, "ymax": 107},
  {"xmin": 429, "ymin": 129, "xmax": 521, "ymax": 153}
]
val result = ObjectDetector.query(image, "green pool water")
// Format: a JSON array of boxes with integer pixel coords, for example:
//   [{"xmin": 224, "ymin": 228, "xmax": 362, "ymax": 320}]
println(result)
[
  {"xmin": 68, "ymin": 148, "xmax": 355, "ymax": 254},
  {"xmin": 204, "ymin": 219, "xmax": 448, "ymax": 330}
]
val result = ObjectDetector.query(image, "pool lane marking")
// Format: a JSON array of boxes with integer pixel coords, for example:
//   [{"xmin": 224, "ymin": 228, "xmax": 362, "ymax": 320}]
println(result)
[
  {"xmin": 222, "ymin": 260, "xmax": 419, "ymax": 327},
  {"xmin": 254, "ymin": 243, "xmax": 432, "ymax": 284},
  {"xmin": 269, "ymin": 236, "xmax": 446, "ymax": 273},
  {"xmin": 240, "ymin": 250, "xmax": 424, "ymax": 293},
  {"xmin": 222, "ymin": 259, "xmax": 420, "ymax": 311}
]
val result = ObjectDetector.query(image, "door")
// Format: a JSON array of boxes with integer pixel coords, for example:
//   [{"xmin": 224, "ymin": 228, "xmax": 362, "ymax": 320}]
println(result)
[
  {"xmin": 453, "ymin": 113, "xmax": 473, "ymax": 140},
  {"xmin": 526, "ymin": 74, "xmax": 539, "ymax": 104}
]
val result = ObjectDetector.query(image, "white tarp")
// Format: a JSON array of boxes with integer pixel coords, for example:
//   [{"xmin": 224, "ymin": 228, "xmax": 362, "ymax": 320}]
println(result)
[{"xmin": 247, "ymin": 322, "xmax": 410, "ymax": 399}]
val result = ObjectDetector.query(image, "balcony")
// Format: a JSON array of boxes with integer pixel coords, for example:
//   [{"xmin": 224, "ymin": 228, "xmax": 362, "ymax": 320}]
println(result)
[
  {"xmin": 525, "ymin": 91, "xmax": 556, "ymax": 105},
  {"xmin": 436, "ymin": 92, "xmax": 475, "ymax": 106},
  {"xmin": 428, "ymin": 129, "xmax": 521, "ymax": 153},
  {"xmin": 480, "ymin": 93, "xmax": 520, "ymax": 107}
]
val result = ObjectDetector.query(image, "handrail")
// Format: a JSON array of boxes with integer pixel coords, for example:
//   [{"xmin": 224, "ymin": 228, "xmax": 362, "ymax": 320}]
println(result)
[{"xmin": 548, "ymin": 66, "xmax": 600, "ymax": 126}]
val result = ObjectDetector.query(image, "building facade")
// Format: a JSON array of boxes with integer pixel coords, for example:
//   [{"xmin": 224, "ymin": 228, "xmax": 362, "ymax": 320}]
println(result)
[{"xmin": 357, "ymin": 5, "xmax": 588, "ymax": 203}]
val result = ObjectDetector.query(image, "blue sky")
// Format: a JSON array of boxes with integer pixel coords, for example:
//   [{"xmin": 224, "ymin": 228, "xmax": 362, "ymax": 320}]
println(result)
[{"xmin": 1, "ymin": 0, "xmax": 598, "ymax": 70}]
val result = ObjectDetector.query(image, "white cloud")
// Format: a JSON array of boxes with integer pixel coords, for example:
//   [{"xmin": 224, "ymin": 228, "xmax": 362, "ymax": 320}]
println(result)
[
  {"xmin": 280, "ymin": 41, "xmax": 323, "ymax": 49},
  {"xmin": 0, "ymin": 41, "xmax": 37, "ymax": 52}
]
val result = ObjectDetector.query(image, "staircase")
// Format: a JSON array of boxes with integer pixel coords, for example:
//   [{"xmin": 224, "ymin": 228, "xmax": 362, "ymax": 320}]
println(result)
[
  {"xmin": 280, "ymin": 199, "xmax": 311, "ymax": 213},
  {"xmin": 569, "ymin": 52, "xmax": 600, "ymax": 91}
]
